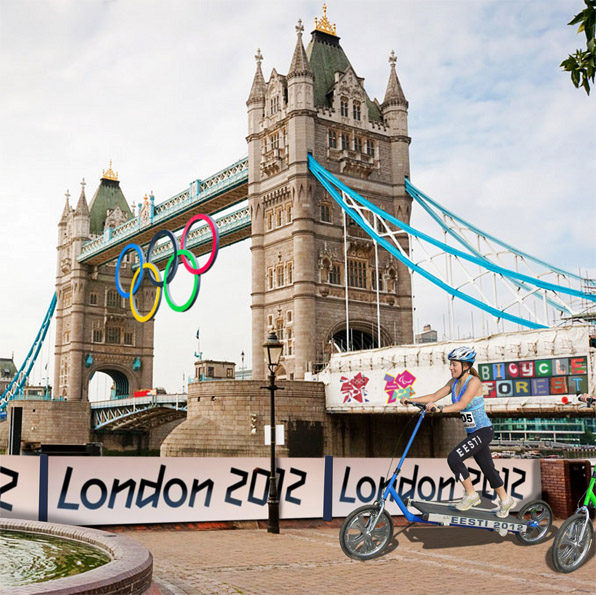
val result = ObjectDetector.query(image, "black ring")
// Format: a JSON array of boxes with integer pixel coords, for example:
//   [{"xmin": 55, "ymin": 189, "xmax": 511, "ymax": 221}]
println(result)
[{"xmin": 146, "ymin": 230, "xmax": 178, "ymax": 288}]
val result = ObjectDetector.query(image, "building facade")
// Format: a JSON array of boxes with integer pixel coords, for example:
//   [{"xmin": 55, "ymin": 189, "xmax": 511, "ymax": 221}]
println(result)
[{"xmin": 247, "ymin": 11, "xmax": 414, "ymax": 380}]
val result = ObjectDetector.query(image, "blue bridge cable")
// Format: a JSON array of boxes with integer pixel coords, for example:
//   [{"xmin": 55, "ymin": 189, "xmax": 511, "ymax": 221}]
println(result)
[
  {"xmin": 307, "ymin": 156, "xmax": 595, "ymax": 329},
  {"xmin": 405, "ymin": 183, "xmax": 577, "ymax": 316},
  {"xmin": 0, "ymin": 293, "xmax": 57, "ymax": 411},
  {"xmin": 308, "ymin": 158, "xmax": 544, "ymax": 330},
  {"xmin": 405, "ymin": 178, "xmax": 595, "ymax": 286},
  {"xmin": 308, "ymin": 155, "xmax": 595, "ymax": 303}
]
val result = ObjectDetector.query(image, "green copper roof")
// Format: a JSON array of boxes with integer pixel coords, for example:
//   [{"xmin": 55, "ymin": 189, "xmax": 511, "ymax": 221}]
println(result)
[
  {"xmin": 305, "ymin": 30, "xmax": 382, "ymax": 122},
  {"xmin": 88, "ymin": 178, "xmax": 132, "ymax": 236}
]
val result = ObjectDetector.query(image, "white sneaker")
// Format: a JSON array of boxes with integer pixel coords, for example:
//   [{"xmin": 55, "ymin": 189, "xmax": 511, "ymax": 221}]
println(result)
[
  {"xmin": 495, "ymin": 497, "xmax": 515, "ymax": 518},
  {"xmin": 455, "ymin": 491, "xmax": 481, "ymax": 511}
]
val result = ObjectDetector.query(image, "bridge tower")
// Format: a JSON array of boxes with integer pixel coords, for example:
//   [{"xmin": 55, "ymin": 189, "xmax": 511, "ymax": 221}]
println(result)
[
  {"xmin": 54, "ymin": 165, "xmax": 155, "ymax": 401},
  {"xmin": 247, "ymin": 9, "xmax": 413, "ymax": 380}
]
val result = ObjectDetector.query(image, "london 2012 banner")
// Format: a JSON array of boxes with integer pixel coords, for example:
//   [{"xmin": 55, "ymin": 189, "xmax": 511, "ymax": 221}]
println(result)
[
  {"xmin": 320, "ymin": 325, "xmax": 594, "ymax": 412},
  {"xmin": 0, "ymin": 455, "xmax": 541, "ymax": 525}
]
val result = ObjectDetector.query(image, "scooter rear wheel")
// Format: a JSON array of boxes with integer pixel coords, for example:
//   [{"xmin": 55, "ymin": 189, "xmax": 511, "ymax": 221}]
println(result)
[
  {"xmin": 339, "ymin": 504, "xmax": 394, "ymax": 560},
  {"xmin": 551, "ymin": 513, "xmax": 594, "ymax": 573},
  {"xmin": 515, "ymin": 499, "xmax": 553, "ymax": 545}
]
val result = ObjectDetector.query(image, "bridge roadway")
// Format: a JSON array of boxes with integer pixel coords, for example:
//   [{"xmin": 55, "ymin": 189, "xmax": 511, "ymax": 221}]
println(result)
[
  {"xmin": 78, "ymin": 157, "xmax": 249, "ymax": 267},
  {"xmin": 91, "ymin": 394, "xmax": 187, "ymax": 430}
]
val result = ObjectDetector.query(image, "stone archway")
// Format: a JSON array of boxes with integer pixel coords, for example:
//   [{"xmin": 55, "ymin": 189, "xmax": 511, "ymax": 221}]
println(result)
[
  {"xmin": 325, "ymin": 319, "xmax": 393, "ymax": 356},
  {"xmin": 85, "ymin": 363, "xmax": 136, "ymax": 401}
]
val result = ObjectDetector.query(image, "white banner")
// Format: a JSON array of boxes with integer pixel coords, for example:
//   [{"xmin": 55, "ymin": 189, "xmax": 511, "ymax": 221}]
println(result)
[
  {"xmin": 320, "ymin": 325, "xmax": 593, "ymax": 412},
  {"xmin": 0, "ymin": 455, "xmax": 40, "ymax": 521},
  {"xmin": 332, "ymin": 458, "xmax": 541, "ymax": 517},
  {"xmin": 47, "ymin": 457, "xmax": 325, "ymax": 525}
]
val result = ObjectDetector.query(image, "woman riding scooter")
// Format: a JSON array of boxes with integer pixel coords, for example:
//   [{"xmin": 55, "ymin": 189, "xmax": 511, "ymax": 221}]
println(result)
[{"xmin": 402, "ymin": 346, "xmax": 515, "ymax": 518}]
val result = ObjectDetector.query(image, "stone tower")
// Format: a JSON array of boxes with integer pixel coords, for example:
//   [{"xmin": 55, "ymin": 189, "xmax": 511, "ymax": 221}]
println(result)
[
  {"xmin": 54, "ymin": 164, "xmax": 155, "ymax": 400},
  {"xmin": 247, "ymin": 9, "xmax": 413, "ymax": 380}
]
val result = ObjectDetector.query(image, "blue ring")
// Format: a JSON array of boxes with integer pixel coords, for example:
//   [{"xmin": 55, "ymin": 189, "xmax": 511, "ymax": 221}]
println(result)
[
  {"xmin": 115, "ymin": 244, "xmax": 144, "ymax": 298},
  {"xmin": 146, "ymin": 230, "xmax": 179, "ymax": 288}
]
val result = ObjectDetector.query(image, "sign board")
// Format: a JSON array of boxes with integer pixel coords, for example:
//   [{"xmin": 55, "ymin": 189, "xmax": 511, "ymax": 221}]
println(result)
[
  {"xmin": 331, "ymin": 458, "xmax": 541, "ymax": 517},
  {"xmin": 46, "ymin": 457, "xmax": 324, "ymax": 525},
  {"xmin": 0, "ymin": 455, "xmax": 40, "ymax": 521},
  {"xmin": 320, "ymin": 325, "xmax": 594, "ymax": 412}
]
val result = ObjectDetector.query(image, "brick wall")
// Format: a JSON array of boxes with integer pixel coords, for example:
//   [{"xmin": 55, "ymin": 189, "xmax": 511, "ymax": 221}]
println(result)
[
  {"xmin": 6, "ymin": 400, "xmax": 90, "ymax": 448},
  {"xmin": 161, "ymin": 380, "xmax": 327, "ymax": 457},
  {"xmin": 540, "ymin": 459, "xmax": 592, "ymax": 518}
]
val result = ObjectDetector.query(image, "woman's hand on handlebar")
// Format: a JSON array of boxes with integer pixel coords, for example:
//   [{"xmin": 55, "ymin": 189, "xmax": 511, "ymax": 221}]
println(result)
[
  {"xmin": 579, "ymin": 394, "xmax": 595, "ymax": 405},
  {"xmin": 425, "ymin": 402, "xmax": 437, "ymax": 412}
]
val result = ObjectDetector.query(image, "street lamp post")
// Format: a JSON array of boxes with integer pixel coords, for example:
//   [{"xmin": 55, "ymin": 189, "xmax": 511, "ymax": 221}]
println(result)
[{"xmin": 262, "ymin": 330, "xmax": 283, "ymax": 534}]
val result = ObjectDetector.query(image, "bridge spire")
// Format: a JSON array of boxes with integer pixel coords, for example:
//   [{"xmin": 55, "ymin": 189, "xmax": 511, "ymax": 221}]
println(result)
[
  {"xmin": 60, "ymin": 189, "xmax": 71, "ymax": 221},
  {"xmin": 247, "ymin": 48, "xmax": 266, "ymax": 105},
  {"xmin": 75, "ymin": 178, "xmax": 89, "ymax": 216},
  {"xmin": 382, "ymin": 50, "xmax": 408, "ymax": 108},
  {"xmin": 288, "ymin": 19, "xmax": 313, "ymax": 79}
]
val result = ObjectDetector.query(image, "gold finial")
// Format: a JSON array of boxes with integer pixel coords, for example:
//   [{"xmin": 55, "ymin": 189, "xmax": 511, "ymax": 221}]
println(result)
[
  {"xmin": 389, "ymin": 50, "xmax": 397, "ymax": 67},
  {"xmin": 255, "ymin": 48, "xmax": 263, "ymax": 65},
  {"xmin": 143, "ymin": 193, "xmax": 149, "ymax": 202},
  {"xmin": 81, "ymin": 177, "xmax": 86, "ymax": 191},
  {"xmin": 314, "ymin": 4, "xmax": 337, "ymax": 37},
  {"xmin": 65, "ymin": 189, "xmax": 71, "ymax": 201},
  {"xmin": 102, "ymin": 160, "xmax": 119, "ymax": 181}
]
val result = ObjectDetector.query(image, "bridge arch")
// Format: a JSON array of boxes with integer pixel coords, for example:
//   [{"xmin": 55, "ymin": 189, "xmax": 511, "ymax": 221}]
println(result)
[
  {"xmin": 85, "ymin": 362, "xmax": 136, "ymax": 401},
  {"xmin": 324, "ymin": 319, "xmax": 393, "ymax": 357}
]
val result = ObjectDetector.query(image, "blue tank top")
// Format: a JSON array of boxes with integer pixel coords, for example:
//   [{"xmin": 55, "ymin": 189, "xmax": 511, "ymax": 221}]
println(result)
[{"xmin": 452, "ymin": 376, "xmax": 492, "ymax": 434}]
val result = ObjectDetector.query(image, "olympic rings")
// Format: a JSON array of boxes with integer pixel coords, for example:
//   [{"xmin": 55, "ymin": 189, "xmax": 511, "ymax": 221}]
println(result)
[{"xmin": 114, "ymin": 214, "xmax": 219, "ymax": 323}]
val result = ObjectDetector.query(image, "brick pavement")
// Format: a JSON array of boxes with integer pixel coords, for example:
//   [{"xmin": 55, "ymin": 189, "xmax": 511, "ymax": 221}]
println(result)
[{"xmin": 118, "ymin": 520, "xmax": 595, "ymax": 595}]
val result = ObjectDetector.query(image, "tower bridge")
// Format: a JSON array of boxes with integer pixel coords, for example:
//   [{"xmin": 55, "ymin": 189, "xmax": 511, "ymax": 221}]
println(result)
[{"xmin": 1, "ymin": 7, "xmax": 594, "ymax": 457}]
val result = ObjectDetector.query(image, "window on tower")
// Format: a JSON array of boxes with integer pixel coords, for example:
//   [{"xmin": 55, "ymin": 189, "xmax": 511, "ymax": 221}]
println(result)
[
  {"xmin": 340, "ymin": 97, "xmax": 349, "ymax": 117},
  {"xmin": 348, "ymin": 259, "xmax": 367, "ymax": 289},
  {"xmin": 92, "ymin": 329, "xmax": 103, "ymax": 343},
  {"xmin": 341, "ymin": 133, "xmax": 350, "ymax": 151},
  {"xmin": 328, "ymin": 129, "xmax": 337, "ymax": 149},
  {"xmin": 354, "ymin": 137, "xmax": 363, "ymax": 153},
  {"xmin": 329, "ymin": 264, "xmax": 341, "ymax": 285},
  {"xmin": 107, "ymin": 289, "xmax": 120, "ymax": 308},
  {"xmin": 321, "ymin": 203, "xmax": 331, "ymax": 223},
  {"xmin": 271, "ymin": 95, "xmax": 280, "ymax": 114},
  {"xmin": 366, "ymin": 139, "xmax": 375, "ymax": 157},
  {"xmin": 353, "ymin": 101, "xmax": 361, "ymax": 120},
  {"xmin": 89, "ymin": 292, "xmax": 98, "ymax": 305},
  {"xmin": 106, "ymin": 326, "xmax": 121, "ymax": 344}
]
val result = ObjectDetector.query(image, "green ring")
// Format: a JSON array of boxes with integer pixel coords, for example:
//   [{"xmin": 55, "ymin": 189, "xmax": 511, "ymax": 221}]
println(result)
[{"xmin": 163, "ymin": 249, "xmax": 201, "ymax": 312}]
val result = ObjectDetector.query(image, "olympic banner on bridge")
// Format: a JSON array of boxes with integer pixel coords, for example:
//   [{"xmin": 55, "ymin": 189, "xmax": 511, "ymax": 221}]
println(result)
[{"xmin": 320, "ymin": 325, "xmax": 594, "ymax": 412}]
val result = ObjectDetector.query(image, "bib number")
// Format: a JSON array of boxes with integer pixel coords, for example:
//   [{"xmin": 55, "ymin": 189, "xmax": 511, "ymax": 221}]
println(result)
[{"xmin": 460, "ymin": 412, "xmax": 476, "ymax": 429}]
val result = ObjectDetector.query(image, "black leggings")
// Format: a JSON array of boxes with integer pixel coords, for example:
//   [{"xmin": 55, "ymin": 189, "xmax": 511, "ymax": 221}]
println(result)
[{"xmin": 447, "ymin": 426, "xmax": 504, "ymax": 489}]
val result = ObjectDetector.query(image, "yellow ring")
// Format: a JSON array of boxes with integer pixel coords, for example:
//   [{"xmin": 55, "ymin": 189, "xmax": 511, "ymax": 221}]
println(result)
[{"xmin": 130, "ymin": 263, "xmax": 161, "ymax": 323}]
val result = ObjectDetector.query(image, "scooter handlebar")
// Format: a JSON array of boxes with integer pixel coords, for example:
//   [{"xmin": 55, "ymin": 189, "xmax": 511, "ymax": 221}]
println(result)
[{"xmin": 403, "ymin": 399, "xmax": 430, "ymax": 412}]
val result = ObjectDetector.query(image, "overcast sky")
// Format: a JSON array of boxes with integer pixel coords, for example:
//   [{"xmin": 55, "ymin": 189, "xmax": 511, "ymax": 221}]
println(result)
[{"xmin": 0, "ymin": 0, "xmax": 594, "ymax": 397}]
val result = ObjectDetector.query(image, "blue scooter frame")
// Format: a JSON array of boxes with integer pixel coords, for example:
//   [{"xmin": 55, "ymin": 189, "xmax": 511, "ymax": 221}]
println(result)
[{"xmin": 339, "ymin": 400, "xmax": 553, "ymax": 560}]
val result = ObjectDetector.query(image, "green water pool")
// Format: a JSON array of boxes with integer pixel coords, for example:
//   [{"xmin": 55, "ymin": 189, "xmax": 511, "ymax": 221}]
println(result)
[{"xmin": 0, "ymin": 529, "xmax": 111, "ymax": 587}]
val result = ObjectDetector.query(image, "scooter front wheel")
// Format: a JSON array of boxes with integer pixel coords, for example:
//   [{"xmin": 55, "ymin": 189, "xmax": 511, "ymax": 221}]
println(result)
[
  {"xmin": 339, "ymin": 504, "xmax": 394, "ymax": 560},
  {"xmin": 551, "ymin": 513, "xmax": 594, "ymax": 573},
  {"xmin": 515, "ymin": 499, "xmax": 553, "ymax": 545}
]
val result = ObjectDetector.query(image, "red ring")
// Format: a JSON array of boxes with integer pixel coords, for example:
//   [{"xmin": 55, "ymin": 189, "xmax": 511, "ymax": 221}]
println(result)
[{"xmin": 180, "ymin": 214, "xmax": 220, "ymax": 275}]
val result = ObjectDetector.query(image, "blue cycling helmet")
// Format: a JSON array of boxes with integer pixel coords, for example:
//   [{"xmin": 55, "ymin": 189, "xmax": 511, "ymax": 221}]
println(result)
[{"xmin": 448, "ymin": 346, "xmax": 476, "ymax": 364}]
